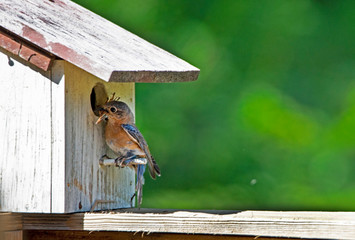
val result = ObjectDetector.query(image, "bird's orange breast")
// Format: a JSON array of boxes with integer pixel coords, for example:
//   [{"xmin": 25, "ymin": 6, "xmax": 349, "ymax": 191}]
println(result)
[{"xmin": 104, "ymin": 120, "xmax": 145, "ymax": 156}]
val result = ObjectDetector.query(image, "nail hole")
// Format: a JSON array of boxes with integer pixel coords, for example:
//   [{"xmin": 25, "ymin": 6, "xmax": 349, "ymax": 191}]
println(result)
[{"xmin": 78, "ymin": 201, "xmax": 82, "ymax": 209}]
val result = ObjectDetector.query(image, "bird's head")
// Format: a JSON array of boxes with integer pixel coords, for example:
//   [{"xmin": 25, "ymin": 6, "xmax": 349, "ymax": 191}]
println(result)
[{"xmin": 96, "ymin": 100, "xmax": 134, "ymax": 124}]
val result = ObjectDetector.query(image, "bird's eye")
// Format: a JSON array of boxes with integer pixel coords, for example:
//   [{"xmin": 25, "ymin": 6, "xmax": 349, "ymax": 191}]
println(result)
[{"xmin": 110, "ymin": 107, "xmax": 117, "ymax": 113}]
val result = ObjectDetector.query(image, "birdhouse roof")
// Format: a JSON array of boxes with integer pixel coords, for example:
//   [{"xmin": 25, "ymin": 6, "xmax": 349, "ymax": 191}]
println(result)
[{"xmin": 0, "ymin": 0, "xmax": 199, "ymax": 82}]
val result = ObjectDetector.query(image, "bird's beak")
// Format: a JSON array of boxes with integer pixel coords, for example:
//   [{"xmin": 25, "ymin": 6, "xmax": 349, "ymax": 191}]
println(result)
[{"xmin": 96, "ymin": 113, "xmax": 107, "ymax": 124}]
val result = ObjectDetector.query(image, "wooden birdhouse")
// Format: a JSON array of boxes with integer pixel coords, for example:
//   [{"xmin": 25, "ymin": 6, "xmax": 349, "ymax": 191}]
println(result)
[{"xmin": 0, "ymin": 0, "xmax": 199, "ymax": 213}]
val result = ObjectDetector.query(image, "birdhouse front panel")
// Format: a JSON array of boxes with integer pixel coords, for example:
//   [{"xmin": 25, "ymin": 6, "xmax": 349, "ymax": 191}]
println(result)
[
  {"xmin": 59, "ymin": 61, "xmax": 135, "ymax": 213},
  {"xmin": 0, "ymin": 52, "xmax": 135, "ymax": 213}
]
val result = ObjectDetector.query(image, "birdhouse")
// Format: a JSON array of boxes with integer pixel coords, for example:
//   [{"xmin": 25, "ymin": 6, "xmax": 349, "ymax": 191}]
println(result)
[{"xmin": 0, "ymin": 0, "xmax": 199, "ymax": 213}]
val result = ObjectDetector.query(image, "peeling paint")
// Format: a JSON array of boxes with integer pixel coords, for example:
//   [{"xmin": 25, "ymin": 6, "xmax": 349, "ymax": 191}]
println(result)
[
  {"xmin": 21, "ymin": 25, "xmax": 48, "ymax": 49},
  {"xmin": 0, "ymin": 29, "xmax": 52, "ymax": 71},
  {"xmin": 20, "ymin": 25, "xmax": 92, "ymax": 72},
  {"xmin": 49, "ymin": 42, "xmax": 92, "ymax": 72}
]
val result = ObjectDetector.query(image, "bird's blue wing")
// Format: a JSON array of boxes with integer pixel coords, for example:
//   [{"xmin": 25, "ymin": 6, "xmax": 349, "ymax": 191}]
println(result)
[
  {"xmin": 121, "ymin": 124, "xmax": 146, "ymax": 147},
  {"xmin": 121, "ymin": 124, "xmax": 161, "ymax": 179}
]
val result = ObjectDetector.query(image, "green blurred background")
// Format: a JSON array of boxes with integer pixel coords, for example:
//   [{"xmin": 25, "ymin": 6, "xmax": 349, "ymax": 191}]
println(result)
[{"xmin": 74, "ymin": 0, "xmax": 355, "ymax": 210}]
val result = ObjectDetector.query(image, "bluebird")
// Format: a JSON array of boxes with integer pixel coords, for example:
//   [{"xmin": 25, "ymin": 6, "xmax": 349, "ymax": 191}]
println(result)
[{"xmin": 96, "ymin": 96, "xmax": 160, "ymax": 207}]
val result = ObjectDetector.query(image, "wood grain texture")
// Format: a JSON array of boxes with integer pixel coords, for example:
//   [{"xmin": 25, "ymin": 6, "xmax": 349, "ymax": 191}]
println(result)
[
  {"xmin": 23, "ymin": 230, "xmax": 295, "ymax": 240},
  {"xmin": 14, "ymin": 210, "xmax": 355, "ymax": 239},
  {"xmin": 2, "ymin": 231, "xmax": 23, "ymax": 240},
  {"xmin": 0, "ymin": 57, "xmax": 135, "ymax": 213},
  {"xmin": 0, "ymin": 51, "xmax": 52, "ymax": 212},
  {"xmin": 0, "ymin": 213, "xmax": 22, "ymax": 232},
  {"xmin": 63, "ymin": 62, "xmax": 135, "ymax": 212},
  {"xmin": 0, "ymin": 0, "xmax": 199, "ymax": 82},
  {"xmin": 50, "ymin": 60, "xmax": 66, "ymax": 213}
]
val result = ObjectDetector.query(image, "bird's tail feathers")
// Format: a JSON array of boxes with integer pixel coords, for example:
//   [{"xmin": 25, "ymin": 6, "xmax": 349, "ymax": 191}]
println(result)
[
  {"xmin": 136, "ymin": 164, "xmax": 146, "ymax": 208},
  {"xmin": 148, "ymin": 155, "xmax": 161, "ymax": 179}
]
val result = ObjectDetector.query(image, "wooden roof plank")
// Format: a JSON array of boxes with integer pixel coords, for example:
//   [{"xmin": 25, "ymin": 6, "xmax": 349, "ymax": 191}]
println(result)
[{"xmin": 0, "ymin": 0, "xmax": 199, "ymax": 82}]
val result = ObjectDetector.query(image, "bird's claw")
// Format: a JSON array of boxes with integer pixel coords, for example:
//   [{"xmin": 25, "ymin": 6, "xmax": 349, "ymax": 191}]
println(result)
[
  {"xmin": 115, "ymin": 157, "xmax": 126, "ymax": 168},
  {"xmin": 130, "ymin": 193, "xmax": 136, "ymax": 208}
]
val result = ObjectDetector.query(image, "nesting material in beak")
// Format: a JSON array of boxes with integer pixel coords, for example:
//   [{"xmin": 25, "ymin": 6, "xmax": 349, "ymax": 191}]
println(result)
[{"xmin": 96, "ymin": 113, "xmax": 107, "ymax": 124}]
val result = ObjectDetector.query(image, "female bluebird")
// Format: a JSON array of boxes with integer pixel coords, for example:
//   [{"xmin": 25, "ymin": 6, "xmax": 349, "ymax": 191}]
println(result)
[{"xmin": 96, "ymin": 98, "xmax": 160, "ymax": 207}]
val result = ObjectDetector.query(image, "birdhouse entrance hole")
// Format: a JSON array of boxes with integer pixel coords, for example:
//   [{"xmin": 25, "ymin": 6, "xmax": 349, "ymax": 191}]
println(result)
[{"xmin": 90, "ymin": 83, "xmax": 108, "ymax": 116}]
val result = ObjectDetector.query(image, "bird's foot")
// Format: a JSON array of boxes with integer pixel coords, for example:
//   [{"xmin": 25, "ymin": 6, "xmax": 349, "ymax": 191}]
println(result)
[
  {"xmin": 130, "ymin": 193, "xmax": 136, "ymax": 208},
  {"xmin": 114, "ymin": 157, "xmax": 125, "ymax": 168}
]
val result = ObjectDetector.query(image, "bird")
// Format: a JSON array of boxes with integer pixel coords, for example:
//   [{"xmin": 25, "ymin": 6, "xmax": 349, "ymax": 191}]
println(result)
[{"xmin": 95, "ymin": 95, "xmax": 160, "ymax": 207}]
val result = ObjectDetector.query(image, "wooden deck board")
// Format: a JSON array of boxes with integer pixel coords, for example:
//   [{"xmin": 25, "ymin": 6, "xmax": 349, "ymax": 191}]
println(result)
[{"xmin": 2, "ymin": 209, "xmax": 353, "ymax": 239}]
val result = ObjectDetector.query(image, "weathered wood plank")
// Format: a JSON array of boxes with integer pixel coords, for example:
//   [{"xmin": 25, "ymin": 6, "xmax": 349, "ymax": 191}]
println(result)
[
  {"xmin": 23, "ymin": 230, "xmax": 294, "ymax": 240},
  {"xmin": 18, "ymin": 210, "xmax": 355, "ymax": 239},
  {"xmin": 50, "ymin": 60, "xmax": 66, "ymax": 213},
  {"xmin": 2, "ymin": 231, "xmax": 23, "ymax": 240},
  {"xmin": 0, "ymin": 51, "xmax": 52, "ymax": 212},
  {"xmin": 0, "ymin": 214, "xmax": 23, "ymax": 240},
  {"xmin": 0, "ymin": 29, "xmax": 53, "ymax": 71},
  {"xmin": 0, "ymin": 0, "xmax": 199, "ymax": 82},
  {"xmin": 0, "ymin": 213, "xmax": 22, "ymax": 232}
]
